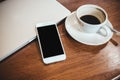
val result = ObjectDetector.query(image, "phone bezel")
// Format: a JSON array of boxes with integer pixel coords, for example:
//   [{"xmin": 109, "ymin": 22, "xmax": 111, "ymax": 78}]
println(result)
[{"xmin": 35, "ymin": 22, "xmax": 66, "ymax": 64}]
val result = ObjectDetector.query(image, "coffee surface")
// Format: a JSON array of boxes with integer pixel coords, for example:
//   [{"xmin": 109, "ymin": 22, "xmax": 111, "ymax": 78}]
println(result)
[{"xmin": 80, "ymin": 15, "xmax": 101, "ymax": 24}]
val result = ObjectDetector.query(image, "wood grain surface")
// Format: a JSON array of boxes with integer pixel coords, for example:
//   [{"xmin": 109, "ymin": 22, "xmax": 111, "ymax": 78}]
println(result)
[{"xmin": 0, "ymin": 0, "xmax": 120, "ymax": 80}]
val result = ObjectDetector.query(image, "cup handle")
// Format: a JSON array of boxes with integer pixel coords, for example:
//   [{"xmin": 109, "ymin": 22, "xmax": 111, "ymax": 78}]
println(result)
[{"xmin": 97, "ymin": 26, "xmax": 109, "ymax": 37}]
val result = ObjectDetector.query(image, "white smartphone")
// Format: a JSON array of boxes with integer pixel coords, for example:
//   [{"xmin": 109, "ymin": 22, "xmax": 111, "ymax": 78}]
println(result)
[{"xmin": 36, "ymin": 22, "xmax": 66, "ymax": 64}]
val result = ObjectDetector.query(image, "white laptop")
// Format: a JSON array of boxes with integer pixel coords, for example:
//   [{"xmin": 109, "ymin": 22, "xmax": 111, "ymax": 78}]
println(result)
[{"xmin": 0, "ymin": 0, "xmax": 71, "ymax": 61}]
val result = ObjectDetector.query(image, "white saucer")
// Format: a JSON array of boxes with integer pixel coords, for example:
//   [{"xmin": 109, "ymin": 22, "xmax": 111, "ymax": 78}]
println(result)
[{"xmin": 65, "ymin": 12, "xmax": 113, "ymax": 46}]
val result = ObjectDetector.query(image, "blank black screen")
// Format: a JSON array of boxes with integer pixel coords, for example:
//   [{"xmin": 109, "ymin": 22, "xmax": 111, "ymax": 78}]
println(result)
[{"xmin": 37, "ymin": 25, "xmax": 64, "ymax": 58}]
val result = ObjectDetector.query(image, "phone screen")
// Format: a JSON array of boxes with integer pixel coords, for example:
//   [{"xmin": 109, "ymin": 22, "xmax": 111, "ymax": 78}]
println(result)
[{"xmin": 37, "ymin": 24, "xmax": 64, "ymax": 58}]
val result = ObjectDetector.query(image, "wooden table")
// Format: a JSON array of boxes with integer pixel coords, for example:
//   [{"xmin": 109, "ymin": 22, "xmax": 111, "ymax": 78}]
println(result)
[{"xmin": 0, "ymin": 0, "xmax": 120, "ymax": 80}]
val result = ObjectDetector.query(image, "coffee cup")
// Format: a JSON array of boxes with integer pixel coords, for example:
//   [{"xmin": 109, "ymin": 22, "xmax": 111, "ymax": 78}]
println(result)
[{"xmin": 76, "ymin": 4, "xmax": 109, "ymax": 35}]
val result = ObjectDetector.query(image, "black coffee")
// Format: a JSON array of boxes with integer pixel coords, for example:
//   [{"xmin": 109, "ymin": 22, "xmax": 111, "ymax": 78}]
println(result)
[{"xmin": 80, "ymin": 15, "xmax": 101, "ymax": 24}]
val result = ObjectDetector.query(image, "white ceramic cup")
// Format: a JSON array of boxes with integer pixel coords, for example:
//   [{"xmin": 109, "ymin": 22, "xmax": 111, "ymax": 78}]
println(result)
[{"xmin": 76, "ymin": 4, "xmax": 109, "ymax": 35}]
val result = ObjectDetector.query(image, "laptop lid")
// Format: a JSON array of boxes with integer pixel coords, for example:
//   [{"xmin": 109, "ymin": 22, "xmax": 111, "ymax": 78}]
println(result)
[{"xmin": 0, "ymin": 0, "xmax": 71, "ymax": 61}]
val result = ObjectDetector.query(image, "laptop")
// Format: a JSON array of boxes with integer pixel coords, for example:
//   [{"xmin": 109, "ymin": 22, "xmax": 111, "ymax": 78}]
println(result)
[{"xmin": 0, "ymin": 0, "xmax": 71, "ymax": 61}]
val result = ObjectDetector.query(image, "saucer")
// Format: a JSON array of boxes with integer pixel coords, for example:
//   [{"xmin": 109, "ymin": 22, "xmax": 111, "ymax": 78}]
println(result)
[{"xmin": 65, "ymin": 12, "xmax": 113, "ymax": 46}]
